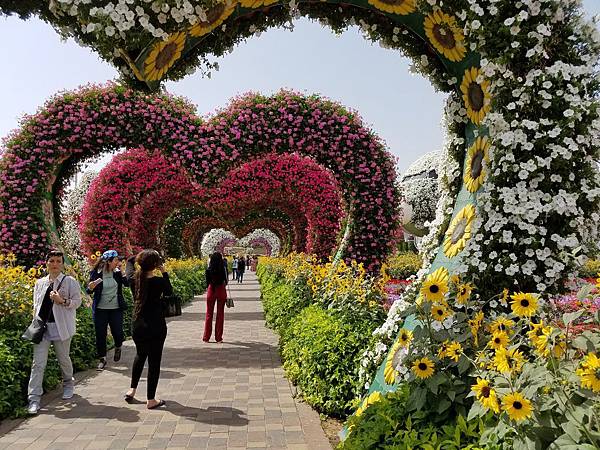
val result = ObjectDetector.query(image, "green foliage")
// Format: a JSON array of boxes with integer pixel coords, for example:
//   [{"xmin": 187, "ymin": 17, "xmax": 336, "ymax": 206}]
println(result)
[
  {"xmin": 341, "ymin": 388, "xmax": 494, "ymax": 450},
  {"xmin": 281, "ymin": 305, "xmax": 370, "ymax": 417},
  {"xmin": 262, "ymin": 283, "xmax": 310, "ymax": 332},
  {"xmin": 385, "ymin": 252, "xmax": 422, "ymax": 280}
]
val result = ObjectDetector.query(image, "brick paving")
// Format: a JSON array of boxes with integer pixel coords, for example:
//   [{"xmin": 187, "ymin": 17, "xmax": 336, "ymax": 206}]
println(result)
[{"xmin": 0, "ymin": 272, "xmax": 331, "ymax": 450}]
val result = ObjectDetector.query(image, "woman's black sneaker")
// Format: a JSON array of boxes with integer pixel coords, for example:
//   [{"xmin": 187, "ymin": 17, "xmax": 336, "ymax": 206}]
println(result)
[{"xmin": 114, "ymin": 347, "xmax": 122, "ymax": 362}]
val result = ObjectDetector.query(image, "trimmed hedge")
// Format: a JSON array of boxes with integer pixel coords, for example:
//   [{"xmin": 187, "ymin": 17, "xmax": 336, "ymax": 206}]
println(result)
[{"xmin": 385, "ymin": 252, "xmax": 422, "ymax": 280}]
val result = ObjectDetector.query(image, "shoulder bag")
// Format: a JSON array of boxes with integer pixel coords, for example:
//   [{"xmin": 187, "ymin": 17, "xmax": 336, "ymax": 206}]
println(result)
[{"xmin": 22, "ymin": 276, "xmax": 66, "ymax": 344}]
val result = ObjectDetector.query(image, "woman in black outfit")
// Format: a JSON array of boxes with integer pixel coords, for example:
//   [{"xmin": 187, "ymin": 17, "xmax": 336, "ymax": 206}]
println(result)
[{"xmin": 125, "ymin": 249, "xmax": 172, "ymax": 409}]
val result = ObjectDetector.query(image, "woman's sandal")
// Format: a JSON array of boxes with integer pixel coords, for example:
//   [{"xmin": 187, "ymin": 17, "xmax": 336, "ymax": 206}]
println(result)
[
  {"xmin": 147, "ymin": 399, "xmax": 166, "ymax": 410},
  {"xmin": 124, "ymin": 393, "xmax": 135, "ymax": 404}
]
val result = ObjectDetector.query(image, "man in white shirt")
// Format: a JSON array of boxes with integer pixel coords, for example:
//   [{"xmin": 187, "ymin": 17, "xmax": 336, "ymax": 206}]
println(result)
[{"xmin": 27, "ymin": 249, "xmax": 82, "ymax": 414}]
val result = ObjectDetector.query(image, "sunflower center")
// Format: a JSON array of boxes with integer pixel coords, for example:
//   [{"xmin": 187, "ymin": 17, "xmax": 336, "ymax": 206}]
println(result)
[
  {"xmin": 201, "ymin": 4, "xmax": 225, "ymax": 25},
  {"xmin": 429, "ymin": 284, "xmax": 439, "ymax": 294},
  {"xmin": 494, "ymin": 337, "xmax": 501, "ymax": 344},
  {"xmin": 513, "ymin": 401, "xmax": 523, "ymax": 410},
  {"xmin": 418, "ymin": 362, "xmax": 427, "ymax": 371},
  {"xmin": 451, "ymin": 218, "xmax": 468, "ymax": 244},
  {"xmin": 432, "ymin": 24, "xmax": 456, "ymax": 49},
  {"xmin": 470, "ymin": 150, "xmax": 484, "ymax": 179},
  {"xmin": 155, "ymin": 42, "xmax": 178, "ymax": 70},
  {"xmin": 521, "ymin": 299, "xmax": 530, "ymax": 307},
  {"xmin": 468, "ymin": 82, "xmax": 484, "ymax": 111},
  {"xmin": 481, "ymin": 386, "xmax": 490, "ymax": 398},
  {"xmin": 499, "ymin": 324, "xmax": 506, "ymax": 331},
  {"xmin": 436, "ymin": 308, "xmax": 443, "ymax": 316}
]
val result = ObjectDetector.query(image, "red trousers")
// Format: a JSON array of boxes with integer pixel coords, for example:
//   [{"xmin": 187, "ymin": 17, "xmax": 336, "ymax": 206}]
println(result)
[{"xmin": 203, "ymin": 284, "xmax": 227, "ymax": 342}]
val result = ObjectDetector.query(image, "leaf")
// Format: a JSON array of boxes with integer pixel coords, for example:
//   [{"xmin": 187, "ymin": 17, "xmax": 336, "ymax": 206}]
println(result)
[
  {"xmin": 437, "ymin": 398, "xmax": 451, "ymax": 414},
  {"xmin": 406, "ymin": 387, "xmax": 427, "ymax": 412},
  {"xmin": 467, "ymin": 402, "xmax": 485, "ymax": 421},
  {"xmin": 561, "ymin": 421, "xmax": 582, "ymax": 443},
  {"xmin": 562, "ymin": 310, "xmax": 584, "ymax": 326}
]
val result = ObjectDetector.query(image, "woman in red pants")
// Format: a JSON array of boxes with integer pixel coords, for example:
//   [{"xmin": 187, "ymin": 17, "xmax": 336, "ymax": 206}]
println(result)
[{"xmin": 203, "ymin": 252, "xmax": 228, "ymax": 343}]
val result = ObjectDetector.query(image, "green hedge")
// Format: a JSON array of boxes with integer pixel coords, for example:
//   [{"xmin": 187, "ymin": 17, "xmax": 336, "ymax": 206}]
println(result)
[
  {"xmin": 385, "ymin": 252, "xmax": 422, "ymax": 280},
  {"xmin": 258, "ymin": 262, "xmax": 375, "ymax": 418},
  {"xmin": 0, "ymin": 258, "xmax": 206, "ymax": 419}
]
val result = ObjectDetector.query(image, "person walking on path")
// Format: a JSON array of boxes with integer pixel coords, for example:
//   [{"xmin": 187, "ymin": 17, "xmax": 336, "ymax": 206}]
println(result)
[
  {"xmin": 203, "ymin": 252, "xmax": 228, "ymax": 343},
  {"xmin": 125, "ymin": 249, "xmax": 172, "ymax": 409},
  {"xmin": 236, "ymin": 256, "xmax": 246, "ymax": 283},
  {"xmin": 87, "ymin": 249, "xmax": 129, "ymax": 371},
  {"xmin": 231, "ymin": 256, "xmax": 238, "ymax": 281},
  {"xmin": 27, "ymin": 249, "xmax": 82, "ymax": 415}
]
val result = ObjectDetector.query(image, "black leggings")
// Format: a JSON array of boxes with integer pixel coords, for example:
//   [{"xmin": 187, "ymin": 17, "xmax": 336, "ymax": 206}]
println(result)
[
  {"xmin": 94, "ymin": 308, "xmax": 124, "ymax": 358},
  {"xmin": 131, "ymin": 335, "xmax": 166, "ymax": 400}
]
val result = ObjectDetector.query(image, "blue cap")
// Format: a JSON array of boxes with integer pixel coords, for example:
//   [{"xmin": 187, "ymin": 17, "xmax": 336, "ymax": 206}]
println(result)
[{"xmin": 102, "ymin": 250, "xmax": 118, "ymax": 260}]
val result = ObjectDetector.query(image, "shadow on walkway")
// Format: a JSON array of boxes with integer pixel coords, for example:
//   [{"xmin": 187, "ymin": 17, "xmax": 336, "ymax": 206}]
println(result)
[
  {"xmin": 175, "ymin": 311, "xmax": 265, "ymax": 322},
  {"xmin": 165, "ymin": 401, "xmax": 248, "ymax": 426},
  {"xmin": 45, "ymin": 395, "xmax": 140, "ymax": 422}
]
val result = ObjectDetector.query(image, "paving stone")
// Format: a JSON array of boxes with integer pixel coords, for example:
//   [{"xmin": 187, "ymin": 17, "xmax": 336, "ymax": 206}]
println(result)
[{"xmin": 0, "ymin": 274, "xmax": 330, "ymax": 450}]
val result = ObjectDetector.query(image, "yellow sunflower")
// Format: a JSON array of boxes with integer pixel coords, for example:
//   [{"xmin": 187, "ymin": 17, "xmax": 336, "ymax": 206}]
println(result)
[
  {"xmin": 468, "ymin": 310, "xmax": 484, "ymax": 346},
  {"xmin": 431, "ymin": 303, "xmax": 451, "ymax": 322},
  {"xmin": 577, "ymin": 353, "xmax": 600, "ymax": 393},
  {"xmin": 384, "ymin": 340, "xmax": 406, "ymax": 385},
  {"xmin": 488, "ymin": 331, "xmax": 509, "ymax": 350},
  {"xmin": 143, "ymin": 32, "xmax": 186, "ymax": 82},
  {"xmin": 510, "ymin": 292, "xmax": 538, "ymax": 317},
  {"xmin": 528, "ymin": 321, "xmax": 553, "ymax": 356},
  {"xmin": 443, "ymin": 204, "xmax": 476, "ymax": 258},
  {"xmin": 464, "ymin": 136, "xmax": 490, "ymax": 193},
  {"xmin": 493, "ymin": 347, "xmax": 525, "ymax": 375},
  {"xmin": 189, "ymin": 3, "xmax": 236, "ymax": 37},
  {"xmin": 424, "ymin": 9, "xmax": 466, "ymax": 62},
  {"xmin": 420, "ymin": 266, "xmax": 449, "ymax": 302},
  {"xmin": 355, "ymin": 391, "xmax": 383, "ymax": 417},
  {"xmin": 397, "ymin": 329, "xmax": 413, "ymax": 348},
  {"xmin": 460, "ymin": 67, "xmax": 492, "ymax": 124},
  {"xmin": 456, "ymin": 282, "xmax": 473, "ymax": 304},
  {"xmin": 487, "ymin": 317, "xmax": 514, "ymax": 335},
  {"xmin": 95, "ymin": 251, "xmax": 101, "ymax": 256},
  {"xmin": 502, "ymin": 392, "xmax": 533, "ymax": 421},
  {"xmin": 90, "ymin": 254, "xmax": 97, "ymax": 261},
  {"xmin": 367, "ymin": 0, "xmax": 416, "ymax": 15},
  {"xmin": 412, "ymin": 357, "xmax": 435, "ymax": 379},
  {"xmin": 439, "ymin": 341, "xmax": 462, "ymax": 362},
  {"xmin": 471, "ymin": 378, "xmax": 500, "ymax": 413}
]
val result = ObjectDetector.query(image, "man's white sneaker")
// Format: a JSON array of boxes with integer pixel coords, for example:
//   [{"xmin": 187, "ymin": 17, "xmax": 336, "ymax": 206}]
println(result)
[
  {"xmin": 62, "ymin": 385, "xmax": 74, "ymax": 400},
  {"xmin": 27, "ymin": 401, "xmax": 40, "ymax": 415}
]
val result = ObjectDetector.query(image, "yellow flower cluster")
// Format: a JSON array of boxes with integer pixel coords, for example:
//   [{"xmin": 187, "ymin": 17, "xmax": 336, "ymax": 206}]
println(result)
[
  {"xmin": 0, "ymin": 256, "xmax": 39, "ymax": 320},
  {"xmin": 577, "ymin": 353, "xmax": 600, "ymax": 393}
]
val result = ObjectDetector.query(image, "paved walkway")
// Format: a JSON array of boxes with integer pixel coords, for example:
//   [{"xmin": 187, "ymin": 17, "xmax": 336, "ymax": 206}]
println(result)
[{"xmin": 0, "ymin": 272, "xmax": 331, "ymax": 450}]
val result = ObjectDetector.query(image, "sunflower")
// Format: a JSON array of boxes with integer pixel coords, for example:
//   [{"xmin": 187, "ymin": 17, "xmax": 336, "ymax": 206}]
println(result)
[
  {"xmin": 487, "ymin": 317, "xmax": 514, "ymax": 335},
  {"xmin": 468, "ymin": 311, "xmax": 484, "ymax": 346},
  {"xmin": 367, "ymin": 0, "xmax": 416, "ymax": 15},
  {"xmin": 90, "ymin": 254, "xmax": 97, "ymax": 261},
  {"xmin": 502, "ymin": 392, "xmax": 533, "ymax": 421},
  {"xmin": 528, "ymin": 321, "xmax": 553, "ymax": 356},
  {"xmin": 439, "ymin": 341, "xmax": 462, "ymax": 362},
  {"xmin": 431, "ymin": 303, "xmax": 451, "ymax": 322},
  {"xmin": 471, "ymin": 378, "xmax": 500, "ymax": 413},
  {"xmin": 456, "ymin": 282, "xmax": 473, "ymax": 305},
  {"xmin": 464, "ymin": 137, "xmax": 490, "ymax": 193},
  {"xmin": 488, "ymin": 331, "xmax": 509, "ymax": 350},
  {"xmin": 420, "ymin": 266, "xmax": 449, "ymax": 302},
  {"xmin": 424, "ymin": 9, "xmax": 466, "ymax": 62},
  {"xmin": 460, "ymin": 67, "xmax": 492, "ymax": 124},
  {"xmin": 397, "ymin": 329, "xmax": 413, "ymax": 348},
  {"xmin": 577, "ymin": 353, "xmax": 600, "ymax": 393},
  {"xmin": 412, "ymin": 357, "xmax": 435, "ymax": 379},
  {"xmin": 443, "ymin": 204, "xmax": 476, "ymax": 258},
  {"xmin": 510, "ymin": 292, "xmax": 538, "ymax": 317},
  {"xmin": 189, "ymin": 3, "xmax": 236, "ymax": 37},
  {"xmin": 355, "ymin": 391, "xmax": 383, "ymax": 417},
  {"xmin": 95, "ymin": 251, "xmax": 101, "ymax": 257},
  {"xmin": 493, "ymin": 347, "xmax": 525, "ymax": 375},
  {"xmin": 143, "ymin": 32, "xmax": 186, "ymax": 82},
  {"xmin": 384, "ymin": 340, "xmax": 407, "ymax": 385}
]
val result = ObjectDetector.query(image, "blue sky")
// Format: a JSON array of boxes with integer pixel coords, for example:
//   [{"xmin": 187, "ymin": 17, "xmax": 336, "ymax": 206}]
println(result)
[{"xmin": 0, "ymin": 2, "xmax": 598, "ymax": 175}]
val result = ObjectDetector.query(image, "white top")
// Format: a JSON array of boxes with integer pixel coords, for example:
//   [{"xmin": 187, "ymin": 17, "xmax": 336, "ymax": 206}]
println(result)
[{"xmin": 33, "ymin": 273, "xmax": 82, "ymax": 341}]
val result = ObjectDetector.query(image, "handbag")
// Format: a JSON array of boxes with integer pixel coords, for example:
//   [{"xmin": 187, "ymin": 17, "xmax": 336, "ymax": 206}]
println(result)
[
  {"xmin": 22, "ymin": 275, "xmax": 66, "ymax": 344},
  {"xmin": 163, "ymin": 294, "xmax": 182, "ymax": 317},
  {"xmin": 226, "ymin": 284, "xmax": 234, "ymax": 308},
  {"xmin": 22, "ymin": 317, "xmax": 47, "ymax": 344}
]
